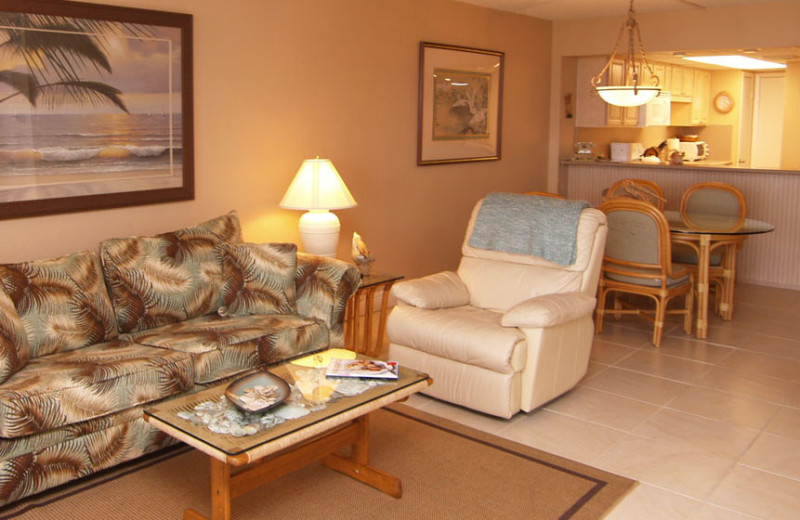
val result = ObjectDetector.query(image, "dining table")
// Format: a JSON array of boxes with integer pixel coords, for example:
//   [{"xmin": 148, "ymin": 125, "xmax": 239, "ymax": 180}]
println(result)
[{"xmin": 664, "ymin": 210, "xmax": 775, "ymax": 339}]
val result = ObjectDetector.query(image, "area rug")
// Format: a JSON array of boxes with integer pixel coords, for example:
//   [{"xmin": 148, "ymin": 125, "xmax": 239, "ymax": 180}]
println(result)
[{"xmin": 0, "ymin": 405, "xmax": 635, "ymax": 520}]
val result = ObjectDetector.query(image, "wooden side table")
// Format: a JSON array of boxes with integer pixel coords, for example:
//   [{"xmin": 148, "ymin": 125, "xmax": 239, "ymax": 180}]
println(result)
[{"xmin": 344, "ymin": 271, "xmax": 403, "ymax": 357}]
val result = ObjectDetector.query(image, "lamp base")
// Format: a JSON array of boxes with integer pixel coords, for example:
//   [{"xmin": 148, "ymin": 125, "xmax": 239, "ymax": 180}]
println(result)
[{"xmin": 298, "ymin": 210, "xmax": 340, "ymax": 257}]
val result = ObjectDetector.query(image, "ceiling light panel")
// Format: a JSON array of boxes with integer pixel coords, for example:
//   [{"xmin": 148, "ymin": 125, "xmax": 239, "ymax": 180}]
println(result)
[{"xmin": 683, "ymin": 55, "xmax": 787, "ymax": 70}]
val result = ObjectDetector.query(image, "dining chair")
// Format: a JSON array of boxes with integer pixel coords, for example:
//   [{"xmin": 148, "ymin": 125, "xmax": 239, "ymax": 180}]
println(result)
[
  {"xmin": 596, "ymin": 199, "xmax": 693, "ymax": 347},
  {"xmin": 675, "ymin": 182, "xmax": 746, "ymax": 320},
  {"xmin": 605, "ymin": 178, "xmax": 666, "ymax": 209},
  {"xmin": 523, "ymin": 190, "xmax": 566, "ymax": 199}
]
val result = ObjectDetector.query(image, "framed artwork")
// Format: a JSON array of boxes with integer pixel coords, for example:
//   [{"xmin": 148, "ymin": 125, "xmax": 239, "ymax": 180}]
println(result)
[
  {"xmin": 0, "ymin": 0, "xmax": 193, "ymax": 220},
  {"xmin": 417, "ymin": 42, "xmax": 504, "ymax": 166}
]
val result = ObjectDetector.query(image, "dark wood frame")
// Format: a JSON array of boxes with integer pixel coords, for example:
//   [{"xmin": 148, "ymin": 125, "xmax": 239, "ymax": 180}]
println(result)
[
  {"xmin": 417, "ymin": 42, "xmax": 504, "ymax": 166},
  {"xmin": 0, "ymin": 0, "xmax": 193, "ymax": 220}
]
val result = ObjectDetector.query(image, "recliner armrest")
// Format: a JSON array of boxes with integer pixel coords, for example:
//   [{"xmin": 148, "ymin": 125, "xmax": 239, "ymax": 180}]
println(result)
[
  {"xmin": 501, "ymin": 293, "xmax": 596, "ymax": 328},
  {"xmin": 392, "ymin": 271, "xmax": 470, "ymax": 309}
]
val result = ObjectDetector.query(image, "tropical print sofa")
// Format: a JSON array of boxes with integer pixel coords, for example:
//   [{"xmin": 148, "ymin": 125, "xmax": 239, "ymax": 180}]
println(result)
[{"xmin": 0, "ymin": 211, "xmax": 360, "ymax": 507}]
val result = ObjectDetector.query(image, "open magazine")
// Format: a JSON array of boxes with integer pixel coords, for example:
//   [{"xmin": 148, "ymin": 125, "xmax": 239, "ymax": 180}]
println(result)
[{"xmin": 325, "ymin": 358, "xmax": 399, "ymax": 379}]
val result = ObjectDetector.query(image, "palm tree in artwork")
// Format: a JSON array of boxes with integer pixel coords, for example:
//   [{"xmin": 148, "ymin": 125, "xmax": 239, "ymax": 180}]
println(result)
[{"xmin": 0, "ymin": 13, "xmax": 145, "ymax": 113}]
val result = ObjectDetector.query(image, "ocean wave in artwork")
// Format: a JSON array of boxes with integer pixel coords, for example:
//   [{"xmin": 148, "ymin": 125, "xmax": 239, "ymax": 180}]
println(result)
[{"xmin": 0, "ymin": 145, "xmax": 182, "ymax": 175}]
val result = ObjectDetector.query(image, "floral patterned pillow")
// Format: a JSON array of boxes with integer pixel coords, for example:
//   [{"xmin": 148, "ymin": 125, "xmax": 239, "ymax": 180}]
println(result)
[
  {"xmin": 218, "ymin": 243, "xmax": 298, "ymax": 316},
  {"xmin": 0, "ymin": 250, "xmax": 118, "ymax": 359}
]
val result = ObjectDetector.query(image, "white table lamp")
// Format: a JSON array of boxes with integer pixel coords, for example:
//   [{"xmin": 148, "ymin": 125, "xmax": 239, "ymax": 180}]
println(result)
[{"xmin": 280, "ymin": 158, "xmax": 357, "ymax": 257}]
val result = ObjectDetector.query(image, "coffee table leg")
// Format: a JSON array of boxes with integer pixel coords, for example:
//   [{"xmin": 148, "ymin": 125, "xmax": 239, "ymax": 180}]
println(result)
[
  {"xmin": 323, "ymin": 414, "xmax": 402, "ymax": 498},
  {"xmin": 184, "ymin": 458, "xmax": 231, "ymax": 520}
]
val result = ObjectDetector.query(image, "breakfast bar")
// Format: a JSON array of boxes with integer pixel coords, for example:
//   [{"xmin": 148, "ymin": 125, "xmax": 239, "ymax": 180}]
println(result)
[{"xmin": 560, "ymin": 160, "xmax": 800, "ymax": 290}]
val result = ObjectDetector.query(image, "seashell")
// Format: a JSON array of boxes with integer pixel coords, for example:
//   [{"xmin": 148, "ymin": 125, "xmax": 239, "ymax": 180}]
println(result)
[
  {"xmin": 335, "ymin": 378, "xmax": 379, "ymax": 396},
  {"xmin": 273, "ymin": 404, "xmax": 311, "ymax": 420},
  {"xmin": 351, "ymin": 232, "xmax": 375, "ymax": 267}
]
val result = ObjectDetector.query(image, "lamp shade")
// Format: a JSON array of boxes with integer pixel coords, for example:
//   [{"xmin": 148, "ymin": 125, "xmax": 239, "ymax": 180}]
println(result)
[
  {"xmin": 596, "ymin": 86, "xmax": 661, "ymax": 107},
  {"xmin": 279, "ymin": 158, "xmax": 357, "ymax": 210},
  {"xmin": 280, "ymin": 157, "xmax": 357, "ymax": 258}
]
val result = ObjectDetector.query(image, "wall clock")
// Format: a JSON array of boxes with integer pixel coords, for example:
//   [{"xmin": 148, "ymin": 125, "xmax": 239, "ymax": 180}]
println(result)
[{"xmin": 713, "ymin": 91, "xmax": 734, "ymax": 114}]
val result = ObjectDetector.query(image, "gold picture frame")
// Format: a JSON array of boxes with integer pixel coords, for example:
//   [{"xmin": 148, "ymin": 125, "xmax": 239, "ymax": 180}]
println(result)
[{"xmin": 417, "ymin": 42, "xmax": 504, "ymax": 166}]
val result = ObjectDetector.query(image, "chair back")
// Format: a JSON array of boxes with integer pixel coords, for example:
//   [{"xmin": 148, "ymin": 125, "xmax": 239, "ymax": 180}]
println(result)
[
  {"xmin": 457, "ymin": 197, "xmax": 607, "ymax": 311},
  {"xmin": 598, "ymin": 199, "xmax": 675, "ymax": 286},
  {"xmin": 680, "ymin": 182, "xmax": 746, "ymax": 217},
  {"xmin": 523, "ymin": 190, "xmax": 566, "ymax": 199},
  {"xmin": 605, "ymin": 179, "xmax": 666, "ymax": 209}
]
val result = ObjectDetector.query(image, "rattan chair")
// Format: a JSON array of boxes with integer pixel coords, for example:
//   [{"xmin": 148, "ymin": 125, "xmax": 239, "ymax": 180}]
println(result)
[
  {"xmin": 605, "ymin": 179, "xmax": 667, "ymax": 209},
  {"xmin": 675, "ymin": 182, "xmax": 746, "ymax": 320},
  {"xmin": 523, "ymin": 190, "xmax": 566, "ymax": 199},
  {"xmin": 596, "ymin": 199, "xmax": 694, "ymax": 347}
]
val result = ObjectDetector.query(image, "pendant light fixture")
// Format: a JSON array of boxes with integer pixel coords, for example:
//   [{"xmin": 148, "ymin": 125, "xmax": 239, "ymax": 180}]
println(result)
[{"xmin": 592, "ymin": 0, "xmax": 660, "ymax": 107}]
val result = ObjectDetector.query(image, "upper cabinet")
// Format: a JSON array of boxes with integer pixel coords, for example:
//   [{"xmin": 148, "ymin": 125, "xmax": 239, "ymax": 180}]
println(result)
[
  {"xmin": 671, "ymin": 68, "xmax": 710, "ymax": 126},
  {"xmin": 605, "ymin": 61, "xmax": 641, "ymax": 126},
  {"xmin": 670, "ymin": 65, "xmax": 694, "ymax": 101}
]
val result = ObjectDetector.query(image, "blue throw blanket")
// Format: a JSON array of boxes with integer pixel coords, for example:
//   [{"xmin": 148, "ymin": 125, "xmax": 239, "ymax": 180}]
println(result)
[{"xmin": 468, "ymin": 193, "xmax": 589, "ymax": 265}]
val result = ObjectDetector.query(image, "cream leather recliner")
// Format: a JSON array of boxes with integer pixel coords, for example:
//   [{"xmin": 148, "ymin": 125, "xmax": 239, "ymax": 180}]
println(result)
[{"xmin": 387, "ymin": 194, "xmax": 608, "ymax": 418}]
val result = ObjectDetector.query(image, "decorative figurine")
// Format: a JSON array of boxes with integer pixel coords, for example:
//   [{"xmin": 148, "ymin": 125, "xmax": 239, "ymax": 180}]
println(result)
[{"xmin": 351, "ymin": 231, "xmax": 374, "ymax": 275}]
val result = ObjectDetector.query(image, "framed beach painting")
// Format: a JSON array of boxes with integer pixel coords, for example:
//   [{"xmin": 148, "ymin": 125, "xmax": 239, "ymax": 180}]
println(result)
[
  {"xmin": 0, "ymin": 0, "xmax": 193, "ymax": 220},
  {"xmin": 417, "ymin": 42, "xmax": 504, "ymax": 166}
]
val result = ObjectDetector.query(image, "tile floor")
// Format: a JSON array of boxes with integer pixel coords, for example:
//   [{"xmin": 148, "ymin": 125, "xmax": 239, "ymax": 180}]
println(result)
[{"xmin": 398, "ymin": 283, "xmax": 800, "ymax": 519}]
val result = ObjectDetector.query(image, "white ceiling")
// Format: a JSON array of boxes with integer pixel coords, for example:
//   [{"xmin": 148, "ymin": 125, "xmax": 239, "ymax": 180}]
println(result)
[{"xmin": 452, "ymin": 0, "xmax": 784, "ymax": 21}]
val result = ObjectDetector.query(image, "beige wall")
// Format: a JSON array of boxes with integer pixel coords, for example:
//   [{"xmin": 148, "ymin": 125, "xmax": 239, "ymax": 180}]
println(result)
[
  {"xmin": 547, "ymin": 1, "xmax": 800, "ymax": 189},
  {"xmin": 0, "ymin": 0, "xmax": 552, "ymax": 279}
]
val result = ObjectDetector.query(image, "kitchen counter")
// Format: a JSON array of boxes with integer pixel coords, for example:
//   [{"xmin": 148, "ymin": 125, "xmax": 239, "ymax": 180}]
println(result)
[
  {"xmin": 559, "ymin": 160, "xmax": 800, "ymax": 289},
  {"xmin": 561, "ymin": 159, "xmax": 800, "ymax": 175}
]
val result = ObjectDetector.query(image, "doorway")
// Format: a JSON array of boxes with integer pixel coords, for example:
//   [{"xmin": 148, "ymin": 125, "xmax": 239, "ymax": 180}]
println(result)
[{"xmin": 749, "ymin": 72, "xmax": 785, "ymax": 169}]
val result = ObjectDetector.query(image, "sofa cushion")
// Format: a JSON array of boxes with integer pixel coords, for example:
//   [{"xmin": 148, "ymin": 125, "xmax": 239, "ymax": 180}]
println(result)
[
  {"xmin": 218, "ymin": 242, "xmax": 297, "ymax": 316},
  {"xmin": 0, "ymin": 290, "xmax": 30, "ymax": 385},
  {"xmin": 99, "ymin": 211, "xmax": 242, "ymax": 333},
  {"xmin": 0, "ymin": 340, "xmax": 194, "ymax": 438},
  {"xmin": 0, "ymin": 250, "xmax": 118, "ymax": 360},
  {"xmin": 122, "ymin": 313, "xmax": 329, "ymax": 384}
]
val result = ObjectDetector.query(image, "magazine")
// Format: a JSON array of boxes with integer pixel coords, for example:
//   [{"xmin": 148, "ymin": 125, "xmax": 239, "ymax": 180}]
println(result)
[{"xmin": 325, "ymin": 358, "xmax": 399, "ymax": 379}]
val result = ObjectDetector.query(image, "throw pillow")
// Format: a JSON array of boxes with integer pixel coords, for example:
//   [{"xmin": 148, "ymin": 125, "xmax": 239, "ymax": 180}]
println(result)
[
  {"xmin": 0, "ymin": 250, "xmax": 118, "ymax": 359},
  {"xmin": 176, "ymin": 209, "xmax": 243, "ymax": 243},
  {"xmin": 0, "ymin": 289, "xmax": 30, "ymax": 384},
  {"xmin": 99, "ymin": 210, "xmax": 243, "ymax": 333},
  {"xmin": 218, "ymin": 242, "xmax": 298, "ymax": 316}
]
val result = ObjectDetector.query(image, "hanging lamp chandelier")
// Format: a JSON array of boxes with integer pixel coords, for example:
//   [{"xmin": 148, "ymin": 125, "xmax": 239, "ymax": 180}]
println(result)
[{"xmin": 592, "ymin": 0, "xmax": 661, "ymax": 107}]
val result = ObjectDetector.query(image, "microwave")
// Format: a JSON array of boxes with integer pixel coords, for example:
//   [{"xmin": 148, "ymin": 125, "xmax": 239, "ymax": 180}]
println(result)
[{"xmin": 679, "ymin": 141, "xmax": 709, "ymax": 161}]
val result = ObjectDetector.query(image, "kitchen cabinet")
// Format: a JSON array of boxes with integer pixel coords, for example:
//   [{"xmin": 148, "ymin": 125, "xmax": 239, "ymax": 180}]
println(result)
[
  {"xmin": 671, "ymin": 69, "xmax": 710, "ymax": 126},
  {"xmin": 692, "ymin": 70, "xmax": 711, "ymax": 125},
  {"xmin": 670, "ymin": 65, "xmax": 695, "ymax": 101},
  {"xmin": 643, "ymin": 63, "xmax": 668, "ymax": 92},
  {"xmin": 605, "ymin": 61, "xmax": 641, "ymax": 126}
]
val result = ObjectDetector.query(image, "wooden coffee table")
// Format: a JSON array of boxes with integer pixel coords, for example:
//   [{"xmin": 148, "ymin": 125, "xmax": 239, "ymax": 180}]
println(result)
[{"xmin": 144, "ymin": 358, "xmax": 430, "ymax": 520}]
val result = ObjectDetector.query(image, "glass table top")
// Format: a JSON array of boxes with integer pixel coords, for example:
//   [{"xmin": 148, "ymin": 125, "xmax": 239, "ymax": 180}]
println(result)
[
  {"xmin": 358, "ymin": 271, "xmax": 404, "ymax": 288},
  {"xmin": 664, "ymin": 211, "xmax": 775, "ymax": 236},
  {"xmin": 145, "ymin": 357, "xmax": 428, "ymax": 457}
]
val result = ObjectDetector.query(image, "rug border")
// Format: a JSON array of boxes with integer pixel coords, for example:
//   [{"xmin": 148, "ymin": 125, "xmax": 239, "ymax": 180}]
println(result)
[{"xmin": 385, "ymin": 403, "xmax": 637, "ymax": 520}]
